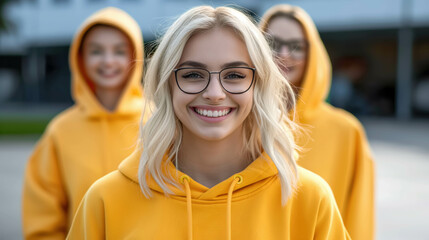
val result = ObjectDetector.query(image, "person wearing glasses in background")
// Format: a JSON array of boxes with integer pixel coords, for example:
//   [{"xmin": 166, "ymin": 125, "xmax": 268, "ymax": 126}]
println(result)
[
  {"xmin": 22, "ymin": 7, "xmax": 146, "ymax": 239},
  {"xmin": 260, "ymin": 5, "xmax": 375, "ymax": 240},
  {"xmin": 66, "ymin": 6, "xmax": 350, "ymax": 240}
]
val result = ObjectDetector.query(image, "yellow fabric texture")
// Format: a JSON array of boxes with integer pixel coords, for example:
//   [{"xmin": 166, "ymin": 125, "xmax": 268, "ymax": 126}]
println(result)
[
  {"xmin": 260, "ymin": 5, "xmax": 375, "ymax": 240},
  {"xmin": 22, "ymin": 7, "xmax": 145, "ymax": 239},
  {"xmin": 66, "ymin": 150, "xmax": 350, "ymax": 239}
]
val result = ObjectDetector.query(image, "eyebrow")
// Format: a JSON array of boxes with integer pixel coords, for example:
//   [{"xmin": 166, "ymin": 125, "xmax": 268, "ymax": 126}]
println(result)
[
  {"xmin": 221, "ymin": 61, "xmax": 251, "ymax": 69},
  {"xmin": 177, "ymin": 60, "xmax": 251, "ymax": 69},
  {"xmin": 177, "ymin": 61, "xmax": 207, "ymax": 68}
]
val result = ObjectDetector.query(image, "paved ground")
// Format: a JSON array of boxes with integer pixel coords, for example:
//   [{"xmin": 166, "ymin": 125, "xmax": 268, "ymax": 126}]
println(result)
[
  {"xmin": 0, "ymin": 118, "xmax": 428, "ymax": 239},
  {"xmin": 362, "ymin": 118, "xmax": 429, "ymax": 240},
  {"xmin": 0, "ymin": 136, "xmax": 36, "ymax": 240}
]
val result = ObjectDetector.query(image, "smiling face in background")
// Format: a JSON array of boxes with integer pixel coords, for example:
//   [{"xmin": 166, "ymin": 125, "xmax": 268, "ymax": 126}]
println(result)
[
  {"xmin": 171, "ymin": 27, "xmax": 254, "ymax": 142},
  {"xmin": 82, "ymin": 25, "xmax": 133, "ymax": 91},
  {"xmin": 267, "ymin": 16, "xmax": 308, "ymax": 89}
]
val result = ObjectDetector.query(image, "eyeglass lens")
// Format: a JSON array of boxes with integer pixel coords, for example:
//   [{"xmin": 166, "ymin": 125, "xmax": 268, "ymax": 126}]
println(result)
[{"xmin": 175, "ymin": 67, "xmax": 254, "ymax": 94}]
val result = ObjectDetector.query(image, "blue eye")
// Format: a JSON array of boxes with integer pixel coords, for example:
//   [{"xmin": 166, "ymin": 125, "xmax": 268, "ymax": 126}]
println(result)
[
  {"xmin": 182, "ymin": 72, "xmax": 205, "ymax": 79},
  {"xmin": 223, "ymin": 72, "xmax": 246, "ymax": 80}
]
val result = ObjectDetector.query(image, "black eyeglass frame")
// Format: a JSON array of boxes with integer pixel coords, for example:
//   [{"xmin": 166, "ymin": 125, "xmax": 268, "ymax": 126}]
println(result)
[
  {"xmin": 267, "ymin": 36, "xmax": 309, "ymax": 58},
  {"xmin": 173, "ymin": 66, "xmax": 256, "ymax": 94}
]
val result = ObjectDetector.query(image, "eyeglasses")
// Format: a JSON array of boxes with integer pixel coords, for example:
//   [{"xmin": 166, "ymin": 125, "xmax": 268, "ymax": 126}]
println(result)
[
  {"xmin": 173, "ymin": 67, "xmax": 256, "ymax": 94},
  {"xmin": 267, "ymin": 36, "xmax": 308, "ymax": 60}
]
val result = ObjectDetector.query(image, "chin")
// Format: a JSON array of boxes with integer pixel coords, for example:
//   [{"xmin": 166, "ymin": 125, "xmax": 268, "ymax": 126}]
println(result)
[
  {"xmin": 201, "ymin": 134, "xmax": 228, "ymax": 142},
  {"xmin": 198, "ymin": 131, "xmax": 229, "ymax": 142},
  {"xmin": 188, "ymin": 126, "xmax": 232, "ymax": 142},
  {"xmin": 95, "ymin": 78, "xmax": 126, "ymax": 90}
]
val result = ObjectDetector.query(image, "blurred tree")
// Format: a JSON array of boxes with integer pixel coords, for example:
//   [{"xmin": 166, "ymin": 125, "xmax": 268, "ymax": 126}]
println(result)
[{"xmin": 0, "ymin": 0, "xmax": 12, "ymax": 33}]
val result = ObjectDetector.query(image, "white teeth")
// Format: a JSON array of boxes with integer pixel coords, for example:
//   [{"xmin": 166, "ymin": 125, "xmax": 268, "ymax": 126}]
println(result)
[
  {"xmin": 99, "ymin": 69, "xmax": 119, "ymax": 76},
  {"xmin": 194, "ymin": 108, "xmax": 231, "ymax": 118}
]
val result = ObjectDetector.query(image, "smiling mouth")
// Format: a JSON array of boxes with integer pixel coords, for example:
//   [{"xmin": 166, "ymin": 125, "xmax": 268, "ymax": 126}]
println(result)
[
  {"xmin": 98, "ymin": 69, "xmax": 121, "ymax": 78},
  {"xmin": 192, "ymin": 107, "xmax": 232, "ymax": 118}
]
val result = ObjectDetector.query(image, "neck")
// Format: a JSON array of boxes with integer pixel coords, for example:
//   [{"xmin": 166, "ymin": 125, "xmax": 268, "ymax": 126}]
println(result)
[
  {"xmin": 177, "ymin": 127, "xmax": 251, "ymax": 188},
  {"xmin": 95, "ymin": 87, "xmax": 124, "ymax": 112}
]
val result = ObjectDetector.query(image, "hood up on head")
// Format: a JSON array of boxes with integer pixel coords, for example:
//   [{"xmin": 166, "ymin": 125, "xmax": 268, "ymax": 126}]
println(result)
[
  {"xmin": 69, "ymin": 7, "xmax": 144, "ymax": 118},
  {"xmin": 260, "ymin": 5, "xmax": 332, "ymax": 121}
]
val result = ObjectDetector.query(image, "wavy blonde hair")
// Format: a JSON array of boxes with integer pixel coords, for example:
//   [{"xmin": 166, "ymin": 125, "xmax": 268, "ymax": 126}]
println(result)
[{"xmin": 139, "ymin": 6, "xmax": 298, "ymax": 203}]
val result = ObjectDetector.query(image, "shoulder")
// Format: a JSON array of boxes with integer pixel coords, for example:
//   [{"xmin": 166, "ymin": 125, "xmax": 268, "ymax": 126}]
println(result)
[
  {"xmin": 288, "ymin": 167, "xmax": 340, "ymax": 222},
  {"xmin": 43, "ymin": 106, "xmax": 81, "ymax": 136},
  {"xmin": 285, "ymin": 167, "xmax": 341, "ymax": 226},
  {"xmin": 322, "ymin": 103, "xmax": 363, "ymax": 131},
  {"xmin": 288, "ymin": 167, "xmax": 350, "ymax": 239},
  {"xmin": 295, "ymin": 166, "xmax": 334, "ymax": 199},
  {"xmin": 84, "ymin": 170, "xmax": 141, "ymax": 203}
]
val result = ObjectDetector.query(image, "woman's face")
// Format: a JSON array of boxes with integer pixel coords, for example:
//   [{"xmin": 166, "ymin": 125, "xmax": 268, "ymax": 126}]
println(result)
[
  {"xmin": 266, "ymin": 16, "xmax": 308, "ymax": 88},
  {"xmin": 171, "ymin": 27, "xmax": 254, "ymax": 142},
  {"xmin": 82, "ymin": 25, "xmax": 133, "ymax": 91}
]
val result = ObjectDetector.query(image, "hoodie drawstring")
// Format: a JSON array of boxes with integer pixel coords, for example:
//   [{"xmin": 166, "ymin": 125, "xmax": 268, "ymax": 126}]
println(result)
[
  {"xmin": 227, "ymin": 175, "xmax": 243, "ymax": 240},
  {"xmin": 180, "ymin": 175, "xmax": 193, "ymax": 240},
  {"xmin": 180, "ymin": 174, "xmax": 243, "ymax": 240}
]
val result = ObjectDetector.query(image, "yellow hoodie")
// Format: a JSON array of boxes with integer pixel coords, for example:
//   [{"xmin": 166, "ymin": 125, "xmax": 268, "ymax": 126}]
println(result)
[
  {"xmin": 67, "ymin": 150, "xmax": 350, "ymax": 239},
  {"xmin": 260, "ymin": 5, "xmax": 375, "ymax": 240},
  {"xmin": 22, "ymin": 7, "xmax": 144, "ymax": 239}
]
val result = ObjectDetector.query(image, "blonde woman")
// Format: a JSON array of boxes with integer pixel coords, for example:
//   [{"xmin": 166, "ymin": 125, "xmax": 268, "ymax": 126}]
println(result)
[
  {"xmin": 67, "ymin": 6, "xmax": 350, "ymax": 239},
  {"xmin": 260, "ymin": 5, "xmax": 375, "ymax": 240}
]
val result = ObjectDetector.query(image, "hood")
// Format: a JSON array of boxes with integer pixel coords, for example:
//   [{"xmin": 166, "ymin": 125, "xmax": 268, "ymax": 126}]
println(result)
[
  {"xmin": 69, "ymin": 7, "xmax": 144, "ymax": 118},
  {"xmin": 118, "ymin": 149, "xmax": 279, "ymax": 200},
  {"xmin": 260, "ymin": 5, "xmax": 332, "ymax": 121}
]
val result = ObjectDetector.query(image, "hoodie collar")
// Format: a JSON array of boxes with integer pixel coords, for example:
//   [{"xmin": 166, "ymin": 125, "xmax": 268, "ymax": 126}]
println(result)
[
  {"xmin": 118, "ymin": 149, "xmax": 279, "ymax": 201},
  {"xmin": 69, "ymin": 7, "xmax": 144, "ymax": 118},
  {"xmin": 260, "ymin": 5, "xmax": 332, "ymax": 121}
]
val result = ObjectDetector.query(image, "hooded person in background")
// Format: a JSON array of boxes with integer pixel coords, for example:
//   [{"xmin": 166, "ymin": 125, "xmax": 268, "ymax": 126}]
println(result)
[
  {"xmin": 260, "ymin": 5, "xmax": 375, "ymax": 240},
  {"xmin": 22, "ymin": 7, "xmax": 145, "ymax": 239}
]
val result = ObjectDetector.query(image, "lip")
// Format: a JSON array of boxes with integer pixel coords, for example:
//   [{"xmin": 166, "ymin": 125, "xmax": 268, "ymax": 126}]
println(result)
[
  {"xmin": 190, "ymin": 106, "xmax": 235, "ymax": 123},
  {"xmin": 279, "ymin": 65, "xmax": 289, "ymax": 72},
  {"xmin": 98, "ymin": 69, "xmax": 121, "ymax": 78}
]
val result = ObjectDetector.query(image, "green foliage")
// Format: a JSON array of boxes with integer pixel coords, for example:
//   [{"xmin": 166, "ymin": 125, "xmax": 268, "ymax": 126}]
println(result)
[{"xmin": 0, "ymin": 118, "xmax": 49, "ymax": 135}]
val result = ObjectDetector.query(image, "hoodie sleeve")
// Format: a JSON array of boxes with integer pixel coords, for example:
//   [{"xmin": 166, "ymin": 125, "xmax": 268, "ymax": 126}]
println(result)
[
  {"xmin": 314, "ymin": 179, "xmax": 352, "ymax": 240},
  {"xmin": 22, "ymin": 128, "xmax": 68, "ymax": 240},
  {"xmin": 66, "ymin": 182, "xmax": 105, "ymax": 240},
  {"xmin": 343, "ymin": 123, "xmax": 375, "ymax": 240}
]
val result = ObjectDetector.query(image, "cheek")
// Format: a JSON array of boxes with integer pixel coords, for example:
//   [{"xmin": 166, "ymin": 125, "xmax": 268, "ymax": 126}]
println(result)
[
  {"xmin": 171, "ymin": 83, "xmax": 191, "ymax": 116},
  {"xmin": 117, "ymin": 55, "xmax": 132, "ymax": 70},
  {"xmin": 297, "ymin": 60, "xmax": 307, "ymax": 72},
  {"xmin": 237, "ymin": 90, "xmax": 254, "ymax": 115},
  {"xmin": 84, "ymin": 55, "xmax": 100, "ymax": 72}
]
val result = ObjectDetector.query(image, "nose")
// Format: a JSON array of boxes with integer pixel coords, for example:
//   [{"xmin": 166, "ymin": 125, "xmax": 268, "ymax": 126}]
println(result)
[
  {"xmin": 102, "ymin": 52, "xmax": 115, "ymax": 66},
  {"xmin": 202, "ymin": 74, "xmax": 226, "ymax": 102},
  {"xmin": 278, "ymin": 45, "xmax": 291, "ymax": 58}
]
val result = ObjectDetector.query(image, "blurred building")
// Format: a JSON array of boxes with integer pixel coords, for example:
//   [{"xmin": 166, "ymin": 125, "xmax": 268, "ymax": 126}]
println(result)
[{"xmin": 1, "ymin": 0, "xmax": 429, "ymax": 120}]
